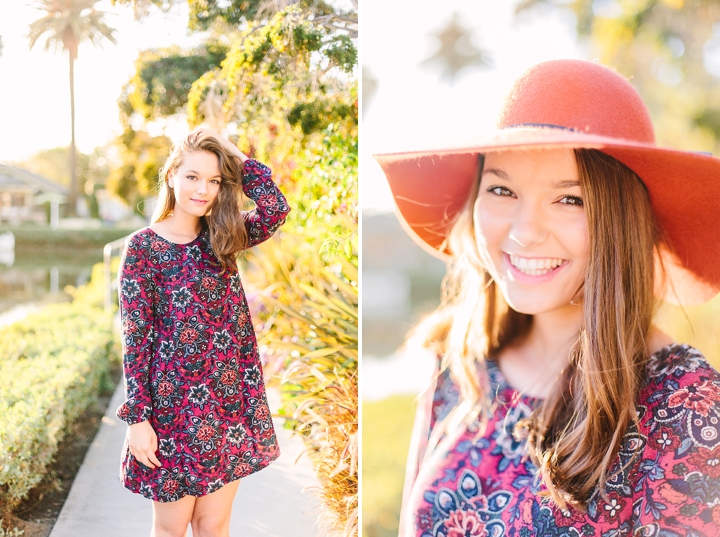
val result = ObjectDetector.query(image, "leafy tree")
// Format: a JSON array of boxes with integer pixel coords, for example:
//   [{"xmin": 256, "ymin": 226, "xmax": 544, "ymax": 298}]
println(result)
[
  {"xmin": 106, "ymin": 127, "xmax": 172, "ymax": 215},
  {"xmin": 111, "ymin": 0, "xmax": 357, "ymax": 35},
  {"xmin": 186, "ymin": 7, "xmax": 357, "ymax": 179},
  {"xmin": 119, "ymin": 44, "xmax": 228, "ymax": 123},
  {"xmin": 28, "ymin": 0, "xmax": 117, "ymax": 216}
]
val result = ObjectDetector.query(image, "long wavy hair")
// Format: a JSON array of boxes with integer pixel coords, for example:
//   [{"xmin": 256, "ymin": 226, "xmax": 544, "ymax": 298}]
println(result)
[
  {"xmin": 414, "ymin": 148, "xmax": 661, "ymax": 508},
  {"xmin": 152, "ymin": 131, "xmax": 248, "ymax": 271}
]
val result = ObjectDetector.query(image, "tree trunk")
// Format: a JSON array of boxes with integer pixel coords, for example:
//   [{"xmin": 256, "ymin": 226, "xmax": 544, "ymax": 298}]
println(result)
[{"xmin": 67, "ymin": 52, "xmax": 78, "ymax": 217}]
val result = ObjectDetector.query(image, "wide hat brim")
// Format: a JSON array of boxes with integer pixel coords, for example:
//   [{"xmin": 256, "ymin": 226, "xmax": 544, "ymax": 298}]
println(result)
[{"xmin": 375, "ymin": 126, "xmax": 720, "ymax": 305}]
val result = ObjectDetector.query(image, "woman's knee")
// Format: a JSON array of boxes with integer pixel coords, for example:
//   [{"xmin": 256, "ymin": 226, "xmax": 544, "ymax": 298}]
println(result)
[{"xmin": 190, "ymin": 515, "xmax": 230, "ymax": 537}]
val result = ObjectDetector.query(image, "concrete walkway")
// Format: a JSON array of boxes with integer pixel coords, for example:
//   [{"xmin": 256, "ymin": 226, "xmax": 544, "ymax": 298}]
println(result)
[{"xmin": 50, "ymin": 382, "xmax": 322, "ymax": 537}]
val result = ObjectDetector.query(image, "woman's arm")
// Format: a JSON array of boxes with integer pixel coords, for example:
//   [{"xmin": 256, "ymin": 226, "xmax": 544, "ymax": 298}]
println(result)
[
  {"xmin": 116, "ymin": 233, "xmax": 156, "ymax": 425},
  {"xmin": 240, "ymin": 159, "xmax": 291, "ymax": 248}
]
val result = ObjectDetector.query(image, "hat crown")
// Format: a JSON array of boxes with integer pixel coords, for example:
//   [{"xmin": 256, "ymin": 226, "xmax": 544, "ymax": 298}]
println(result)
[{"xmin": 498, "ymin": 60, "xmax": 656, "ymax": 144}]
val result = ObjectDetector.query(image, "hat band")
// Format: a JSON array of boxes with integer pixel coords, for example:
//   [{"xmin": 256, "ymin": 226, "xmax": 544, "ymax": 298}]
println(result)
[{"xmin": 506, "ymin": 123, "xmax": 578, "ymax": 132}]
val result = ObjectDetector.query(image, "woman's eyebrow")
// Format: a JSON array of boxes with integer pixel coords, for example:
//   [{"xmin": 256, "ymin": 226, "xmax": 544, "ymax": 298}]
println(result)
[
  {"xmin": 552, "ymin": 180, "xmax": 581, "ymax": 189},
  {"xmin": 186, "ymin": 169, "xmax": 222, "ymax": 179},
  {"xmin": 483, "ymin": 168, "xmax": 511, "ymax": 181}
]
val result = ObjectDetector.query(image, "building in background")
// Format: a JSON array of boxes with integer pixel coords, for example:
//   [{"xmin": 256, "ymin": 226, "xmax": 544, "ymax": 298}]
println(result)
[{"xmin": 0, "ymin": 164, "xmax": 67, "ymax": 226}]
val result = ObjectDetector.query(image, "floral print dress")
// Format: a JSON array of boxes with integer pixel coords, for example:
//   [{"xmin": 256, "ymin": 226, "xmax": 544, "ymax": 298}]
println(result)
[
  {"xmin": 402, "ymin": 344, "xmax": 720, "ymax": 536},
  {"xmin": 116, "ymin": 159, "xmax": 290, "ymax": 502}
]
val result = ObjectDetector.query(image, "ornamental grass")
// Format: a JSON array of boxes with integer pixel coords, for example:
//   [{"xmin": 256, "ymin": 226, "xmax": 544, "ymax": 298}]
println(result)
[{"xmin": 246, "ymin": 237, "xmax": 358, "ymax": 536}]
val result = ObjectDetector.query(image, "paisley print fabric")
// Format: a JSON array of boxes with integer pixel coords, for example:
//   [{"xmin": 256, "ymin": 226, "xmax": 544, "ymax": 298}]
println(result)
[
  {"xmin": 116, "ymin": 159, "xmax": 290, "ymax": 502},
  {"xmin": 402, "ymin": 344, "xmax": 720, "ymax": 536}
]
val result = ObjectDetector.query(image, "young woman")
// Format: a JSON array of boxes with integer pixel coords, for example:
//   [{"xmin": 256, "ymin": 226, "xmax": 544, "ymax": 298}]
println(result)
[
  {"xmin": 115, "ymin": 128, "xmax": 290, "ymax": 536},
  {"xmin": 376, "ymin": 60, "xmax": 720, "ymax": 536}
]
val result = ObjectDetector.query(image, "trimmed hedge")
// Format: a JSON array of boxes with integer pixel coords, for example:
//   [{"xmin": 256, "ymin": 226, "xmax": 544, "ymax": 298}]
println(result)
[
  {"xmin": 0, "ymin": 225, "xmax": 138, "ymax": 249},
  {"xmin": 0, "ymin": 303, "xmax": 116, "ymax": 512}
]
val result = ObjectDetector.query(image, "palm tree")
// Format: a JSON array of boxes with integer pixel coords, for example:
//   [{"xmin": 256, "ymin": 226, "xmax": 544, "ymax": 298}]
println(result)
[{"xmin": 28, "ymin": 0, "xmax": 117, "ymax": 216}]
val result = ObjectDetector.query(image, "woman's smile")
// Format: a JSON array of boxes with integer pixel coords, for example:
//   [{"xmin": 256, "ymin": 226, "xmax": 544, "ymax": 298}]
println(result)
[{"xmin": 504, "ymin": 252, "xmax": 569, "ymax": 285}]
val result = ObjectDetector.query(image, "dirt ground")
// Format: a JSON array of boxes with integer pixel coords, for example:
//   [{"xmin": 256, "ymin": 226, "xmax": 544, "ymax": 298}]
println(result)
[{"xmin": 8, "ymin": 370, "xmax": 121, "ymax": 537}]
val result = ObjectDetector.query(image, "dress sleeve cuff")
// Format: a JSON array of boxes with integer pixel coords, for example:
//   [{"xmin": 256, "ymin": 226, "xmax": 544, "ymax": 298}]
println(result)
[{"xmin": 116, "ymin": 400, "xmax": 152, "ymax": 425}]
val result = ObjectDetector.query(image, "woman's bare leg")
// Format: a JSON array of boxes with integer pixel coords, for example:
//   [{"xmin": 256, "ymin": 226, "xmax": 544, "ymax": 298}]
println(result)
[
  {"xmin": 151, "ymin": 494, "xmax": 196, "ymax": 537},
  {"xmin": 190, "ymin": 480, "xmax": 241, "ymax": 537}
]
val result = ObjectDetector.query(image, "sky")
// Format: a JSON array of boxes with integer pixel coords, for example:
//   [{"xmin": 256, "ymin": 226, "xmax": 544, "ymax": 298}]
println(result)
[
  {"xmin": 0, "ymin": 1, "xmax": 203, "ymax": 164},
  {"xmin": 361, "ymin": 0, "xmax": 583, "ymax": 213}
]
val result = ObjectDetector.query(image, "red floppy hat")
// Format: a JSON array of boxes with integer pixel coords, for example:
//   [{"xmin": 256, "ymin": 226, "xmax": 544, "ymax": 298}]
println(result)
[{"xmin": 374, "ymin": 59, "xmax": 720, "ymax": 305}]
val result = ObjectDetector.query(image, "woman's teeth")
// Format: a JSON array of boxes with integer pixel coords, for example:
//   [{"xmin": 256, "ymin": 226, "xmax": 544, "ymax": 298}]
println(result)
[{"xmin": 508, "ymin": 254, "xmax": 564, "ymax": 275}]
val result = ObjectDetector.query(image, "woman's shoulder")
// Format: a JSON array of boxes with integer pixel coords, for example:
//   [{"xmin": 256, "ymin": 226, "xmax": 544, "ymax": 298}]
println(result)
[
  {"xmin": 122, "ymin": 227, "xmax": 165, "ymax": 266},
  {"xmin": 644, "ymin": 343, "xmax": 720, "ymax": 389},
  {"xmin": 125, "ymin": 227, "xmax": 155, "ymax": 248},
  {"xmin": 639, "ymin": 343, "xmax": 720, "ymax": 446}
]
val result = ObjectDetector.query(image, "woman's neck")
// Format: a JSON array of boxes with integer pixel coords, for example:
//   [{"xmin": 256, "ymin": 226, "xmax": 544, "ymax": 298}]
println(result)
[
  {"xmin": 497, "ymin": 306, "xmax": 583, "ymax": 398},
  {"xmin": 161, "ymin": 212, "xmax": 202, "ymax": 239}
]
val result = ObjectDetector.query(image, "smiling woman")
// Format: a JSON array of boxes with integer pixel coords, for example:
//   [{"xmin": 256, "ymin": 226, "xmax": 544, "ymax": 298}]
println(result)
[
  {"xmin": 115, "ymin": 128, "xmax": 291, "ymax": 536},
  {"xmin": 374, "ymin": 59, "xmax": 720, "ymax": 536}
]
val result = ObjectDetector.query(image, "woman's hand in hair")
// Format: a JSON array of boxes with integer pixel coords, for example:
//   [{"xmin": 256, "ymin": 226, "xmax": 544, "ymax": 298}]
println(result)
[
  {"xmin": 127, "ymin": 420, "xmax": 162, "ymax": 470},
  {"xmin": 191, "ymin": 127, "xmax": 249, "ymax": 163}
]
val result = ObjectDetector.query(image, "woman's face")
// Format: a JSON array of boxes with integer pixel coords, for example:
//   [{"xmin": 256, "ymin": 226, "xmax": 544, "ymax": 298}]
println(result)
[
  {"xmin": 169, "ymin": 150, "xmax": 222, "ymax": 219},
  {"xmin": 473, "ymin": 148, "xmax": 588, "ymax": 316}
]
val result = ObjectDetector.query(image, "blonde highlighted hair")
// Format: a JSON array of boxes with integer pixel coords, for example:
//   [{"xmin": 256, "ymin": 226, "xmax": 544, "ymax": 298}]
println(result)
[
  {"xmin": 153, "ymin": 131, "xmax": 248, "ymax": 271},
  {"xmin": 414, "ymin": 148, "xmax": 661, "ymax": 508}
]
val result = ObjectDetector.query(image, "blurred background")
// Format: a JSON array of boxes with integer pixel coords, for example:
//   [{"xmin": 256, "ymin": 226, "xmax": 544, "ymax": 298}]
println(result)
[
  {"xmin": 1, "ymin": 1, "xmax": 357, "ymax": 535},
  {"xmin": 361, "ymin": 1, "xmax": 720, "ymax": 536}
]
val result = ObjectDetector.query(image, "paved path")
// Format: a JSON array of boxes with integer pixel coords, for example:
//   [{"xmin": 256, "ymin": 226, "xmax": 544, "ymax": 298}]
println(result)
[{"xmin": 50, "ymin": 382, "xmax": 322, "ymax": 537}]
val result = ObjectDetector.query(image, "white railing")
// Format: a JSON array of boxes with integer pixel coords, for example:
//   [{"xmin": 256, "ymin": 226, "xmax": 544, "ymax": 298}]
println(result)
[{"xmin": 103, "ymin": 237, "xmax": 127, "ymax": 312}]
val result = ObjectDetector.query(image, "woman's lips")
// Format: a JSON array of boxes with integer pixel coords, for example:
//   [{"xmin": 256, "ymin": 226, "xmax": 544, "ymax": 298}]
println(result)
[
  {"xmin": 504, "ymin": 252, "xmax": 568, "ymax": 283},
  {"xmin": 191, "ymin": 198, "xmax": 208, "ymax": 205}
]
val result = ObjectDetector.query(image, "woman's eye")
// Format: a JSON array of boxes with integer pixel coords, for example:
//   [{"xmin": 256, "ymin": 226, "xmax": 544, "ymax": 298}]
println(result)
[
  {"xmin": 186, "ymin": 175, "xmax": 197, "ymax": 180},
  {"xmin": 559, "ymin": 195, "xmax": 584, "ymax": 207},
  {"xmin": 488, "ymin": 186, "xmax": 515, "ymax": 197}
]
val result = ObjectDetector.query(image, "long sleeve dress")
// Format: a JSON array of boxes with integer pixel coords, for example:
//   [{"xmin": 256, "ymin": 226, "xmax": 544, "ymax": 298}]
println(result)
[
  {"xmin": 116, "ymin": 159, "xmax": 290, "ymax": 502},
  {"xmin": 401, "ymin": 344, "xmax": 720, "ymax": 536}
]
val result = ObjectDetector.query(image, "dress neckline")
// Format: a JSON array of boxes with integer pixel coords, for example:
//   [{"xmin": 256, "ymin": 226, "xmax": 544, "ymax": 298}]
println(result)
[
  {"xmin": 146, "ymin": 227, "xmax": 205, "ymax": 246},
  {"xmin": 485, "ymin": 342, "xmax": 684, "ymax": 406}
]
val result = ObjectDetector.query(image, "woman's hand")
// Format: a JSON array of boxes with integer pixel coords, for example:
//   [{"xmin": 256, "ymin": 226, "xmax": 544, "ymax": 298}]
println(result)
[
  {"xmin": 191, "ymin": 127, "xmax": 249, "ymax": 163},
  {"xmin": 127, "ymin": 420, "xmax": 162, "ymax": 469}
]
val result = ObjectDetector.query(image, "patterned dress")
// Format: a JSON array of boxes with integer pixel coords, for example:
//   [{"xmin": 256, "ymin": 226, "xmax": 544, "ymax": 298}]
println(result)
[
  {"xmin": 116, "ymin": 159, "xmax": 290, "ymax": 502},
  {"xmin": 402, "ymin": 344, "xmax": 720, "ymax": 536}
]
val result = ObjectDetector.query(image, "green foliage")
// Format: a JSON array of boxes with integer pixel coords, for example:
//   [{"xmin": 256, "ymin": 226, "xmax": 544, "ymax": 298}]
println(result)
[
  {"xmin": 362, "ymin": 395, "xmax": 417, "ymax": 537},
  {"xmin": 248, "ymin": 238, "xmax": 358, "ymax": 536},
  {"xmin": 106, "ymin": 128, "xmax": 172, "ymax": 211},
  {"xmin": 0, "ymin": 302, "xmax": 116, "ymax": 513},
  {"xmin": 120, "ymin": 45, "xmax": 228, "ymax": 123},
  {"xmin": 187, "ymin": 7, "xmax": 357, "ymax": 181},
  {"xmin": 66, "ymin": 261, "xmax": 119, "ymax": 311}
]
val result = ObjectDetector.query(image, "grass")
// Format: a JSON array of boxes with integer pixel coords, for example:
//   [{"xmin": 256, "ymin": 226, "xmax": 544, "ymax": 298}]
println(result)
[{"xmin": 362, "ymin": 394, "xmax": 417, "ymax": 537}]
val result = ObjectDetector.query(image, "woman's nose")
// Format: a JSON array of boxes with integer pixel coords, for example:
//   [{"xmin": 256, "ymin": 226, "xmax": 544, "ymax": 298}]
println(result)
[
  {"xmin": 196, "ymin": 180, "xmax": 207, "ymax": 194},
  {"xmin": 508, "ymin": 200, "xmax": 548, "ymax": 248}
]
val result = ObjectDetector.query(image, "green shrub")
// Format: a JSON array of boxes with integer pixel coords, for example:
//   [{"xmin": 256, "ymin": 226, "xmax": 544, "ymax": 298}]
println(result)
[{"xmin": 0, "ymin": 303, "xmax": 116, "ymax": 514}]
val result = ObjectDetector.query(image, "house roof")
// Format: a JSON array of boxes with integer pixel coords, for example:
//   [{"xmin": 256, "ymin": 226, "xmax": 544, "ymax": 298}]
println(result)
[{"xmin": 0, "ymin": 164, "xmax": 68, "ymax": 196}]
